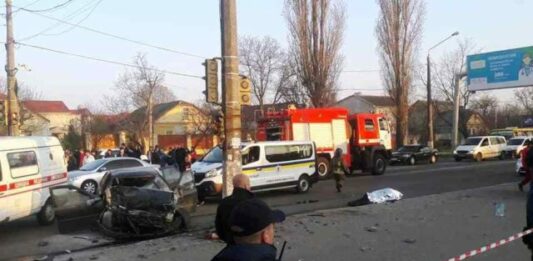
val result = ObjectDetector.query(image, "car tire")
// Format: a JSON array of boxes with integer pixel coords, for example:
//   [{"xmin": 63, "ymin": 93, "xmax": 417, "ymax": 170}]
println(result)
[
  {"xmin": 81, "ymin": 180, "xmax": 98, "ymax": 195},
  {"xmin": 37, "ymin": 198, "xmax": 55, "ymax": 226},
  {"xmin": 296, "ymin": 175, "xmax": 311, "ymax": 193},
  {"xmin": 409, "ymin": 156, "xmax": 416, "ymax": 166},
  {"xmin": 475, "ymin": 153, "xmax": 483, "ymax": 162},
  {"xmin": 316, "ymin": 157, "xmax": 331, "ymax": 179},
  {"xmin": 372, "ymin": 154, "xmax": 386, "ymax": 175},
  {"xmin": 498, "ymin": 152, "xmax": 505, "ymax": 160},
  {"xmin": 429, "ymin": 155, "xmax": 437, "ymax": 164}
]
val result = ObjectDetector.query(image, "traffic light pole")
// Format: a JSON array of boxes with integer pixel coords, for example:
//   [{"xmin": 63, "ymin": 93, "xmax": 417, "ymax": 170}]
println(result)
[
  {"xmin": 220, "ymin": 0, "xmax": 241, "ymax": 197},
  {"xmin": 5, "ymin": 0, "xmax": 20, "ymax": 136}
]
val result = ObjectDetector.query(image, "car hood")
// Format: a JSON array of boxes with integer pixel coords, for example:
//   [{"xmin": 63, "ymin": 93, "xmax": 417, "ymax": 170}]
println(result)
[
  {"xmin": 68, "ymin": 170, "xmax": 96, "ymax": 178},
  {"xmin": 191, "ymin": 160, "xmax": 223, "ymax": 174},
  {"xmin": 392, "ymin": 151, "xmax": 412, "ymax": 156},
  {"xmin": 455, "ymin": 145, "xmax": 477, "ymax": 152}
]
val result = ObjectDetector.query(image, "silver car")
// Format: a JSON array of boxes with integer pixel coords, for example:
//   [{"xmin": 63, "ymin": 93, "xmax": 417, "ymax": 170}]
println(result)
[{"xmin": 68, "ymin": 157, "xmax": 155, "ymax": 194}]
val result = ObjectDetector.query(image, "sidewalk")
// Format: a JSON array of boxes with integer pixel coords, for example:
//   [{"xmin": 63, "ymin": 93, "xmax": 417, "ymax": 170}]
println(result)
[{"xmin": 52, "ymin": 183, "xmax": 531, "ymax": 261}]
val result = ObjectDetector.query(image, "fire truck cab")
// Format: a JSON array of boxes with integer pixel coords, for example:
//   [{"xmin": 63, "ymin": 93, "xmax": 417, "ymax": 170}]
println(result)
[{"xmin": 257, "ymin": 107, "xmax": 392, "ymax": 179}]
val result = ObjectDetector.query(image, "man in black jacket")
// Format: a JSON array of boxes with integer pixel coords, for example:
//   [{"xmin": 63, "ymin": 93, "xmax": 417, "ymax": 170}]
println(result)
[
  {"xmin": 212, "ymin": 198, "xmax": 285, "ymax": 261},
  {"xmin": 215, "ymin": 174, "xmax": 255, "ymax": 244}
]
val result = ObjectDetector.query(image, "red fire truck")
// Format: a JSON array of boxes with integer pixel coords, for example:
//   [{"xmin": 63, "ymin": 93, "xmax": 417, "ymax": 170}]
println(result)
[{"xmin": 256, "ymin": 107, "xmax": 392, "ymax": 178}]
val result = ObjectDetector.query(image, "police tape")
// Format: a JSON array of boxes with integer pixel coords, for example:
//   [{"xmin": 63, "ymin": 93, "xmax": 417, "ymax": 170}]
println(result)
[{"xmin": 446, "ymin": 228, "xmax": 533, "ymax": 261}]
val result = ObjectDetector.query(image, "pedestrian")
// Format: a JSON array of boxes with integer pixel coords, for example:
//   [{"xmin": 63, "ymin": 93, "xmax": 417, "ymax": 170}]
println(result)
[
  {"xmin": 151, "ymin": 145, "xmax": 161, "ymax": 165},
  {"xmin": 83, "ymin": 149, "xmax": 95, "ymax": 165},
  {"xmin": 331, "ymin": 148, "xmax": 349, "ymax": 192},
  {"xmin": 73, "ymin": 149, "xmax": 82, "ymax": 168},
  {"xmin": 519, "ymin": 140, "xmax": 533, "ymax": 192},
  {"xmin": 174, "ymin": 145, "xmax": 188, "ymax": 172},
  {"xmin": 523, "ymin": 141, "xmax": 533, "ymax": 258},
  {"xmin": 64, "ymin": 150, "xmax": 78, "ymax": 171},
  {"xmin": 190, "ymin": 148, "xmax": 198, "ymax": 164},
  {"xmin": 212, "ymin": 198, "xmax": 285, "ymax": 261},
  {"xmin": 104, "ymin": 149, "xmax": 113, "ymax": 158},
  {"xmin": 78, "ymin": 149, "xmax": 85, "ymax": 168},
  {"xmin": 215, "ymin": 174, "xmax": 255, "ymax": 244}
]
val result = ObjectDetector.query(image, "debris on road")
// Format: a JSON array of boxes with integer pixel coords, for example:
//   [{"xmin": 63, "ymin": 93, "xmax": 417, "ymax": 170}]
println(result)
[
  {"xmin": 403, "ymin": 238, "xmax": 417, "ymax": 244},
  {"xmin": 348, "ymin": 188, "xmax": 403, "ymax": 206},
  {"xmin": 37, "ymin": 241, "xmax": 49, "ymax": 247}
]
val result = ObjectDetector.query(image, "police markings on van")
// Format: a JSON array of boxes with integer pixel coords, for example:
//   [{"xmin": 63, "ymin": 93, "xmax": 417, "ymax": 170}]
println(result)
[{"xmin": 192, "ymin": 141, "xmax": 319, "ymax": 198}]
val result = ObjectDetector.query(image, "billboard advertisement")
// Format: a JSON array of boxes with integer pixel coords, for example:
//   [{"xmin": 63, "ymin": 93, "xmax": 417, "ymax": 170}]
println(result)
[{"xmin": 467, "ymin": 46, "xmax": 533, "ymax": 91}]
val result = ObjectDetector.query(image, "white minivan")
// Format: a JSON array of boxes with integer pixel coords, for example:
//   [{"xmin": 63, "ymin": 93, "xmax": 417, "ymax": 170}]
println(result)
[
  {"xmin": 192, "ymin": 141, "xmax": 318, "ymax": 198},
  {"xmin": 453, "ymin": 136, "xmax": 507, "ymax": 162},
  {"xmin": 503, "ymin": 136, "xmax": 532, "ymax": 159},
  {"xmin": 0, "ymin": 136, "xmax": 67, "ymax": 225}
]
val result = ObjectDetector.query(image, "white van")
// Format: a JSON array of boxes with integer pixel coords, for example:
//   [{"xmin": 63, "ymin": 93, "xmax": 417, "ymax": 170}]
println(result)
[
  {"xmin": 0, "ymin": 136, "xmax": 67, "ymax": 225},
  {"xmin": 193, "ymin": 141, "xmax": 318, "ymax": 198},
  {"xmin": 503, "ymin": 136, "xmax": 533, "ymax": 158},
  {"xmin": 453, "ymin": 136, "xmax": 507, "ymax": 162}
]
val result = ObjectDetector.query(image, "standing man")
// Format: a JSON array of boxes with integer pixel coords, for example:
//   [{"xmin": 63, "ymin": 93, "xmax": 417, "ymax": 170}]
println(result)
[
  {"xmin": 519, "ymin": 140, "xmax": 532, "ymax": 192},
  {"xmin": 215, "ymin": 174, "xmax": 255, "ymax": 244},
  {"xmin": 174, "ymin": 144, "xmax": 188, "ymax": 172},
  {"xmin": 83, "ymin": 149, "xmax": 95, "ymax": 166},
  {"xmin": 212, "ymin": 198, "xmax": 285, "ymax": 261},
  {"xmin": 331, "ymin": 148, "xmax": 349, "ymax": 192}
]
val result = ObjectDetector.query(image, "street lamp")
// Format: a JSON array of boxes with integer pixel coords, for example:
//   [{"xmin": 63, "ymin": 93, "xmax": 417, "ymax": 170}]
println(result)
[{"xmin": 426, "ymin": 31, "xmax": 459, "ymax": 149}]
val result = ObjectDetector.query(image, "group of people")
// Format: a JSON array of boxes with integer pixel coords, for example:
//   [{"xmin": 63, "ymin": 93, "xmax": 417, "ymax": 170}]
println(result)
[
  {"xmin": 148, "ymin": 145, "xmax": 197, "ymax": 171},
  {"xmin": 64, "ymin": 149, "xmax": 96, "ymax": 171}
]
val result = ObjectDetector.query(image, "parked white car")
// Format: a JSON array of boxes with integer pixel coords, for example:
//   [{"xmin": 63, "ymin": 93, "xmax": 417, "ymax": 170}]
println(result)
[
  {"xmin": 504, "ymin": 136, "xmax": 533, "ymax": 159},
  {"xmin": 68, "ymin": 157, "xmax": 155, "ymax": 194},
  {"xmin": 453, "ymin": 136, "xmax": 507, "ymax": 162}
]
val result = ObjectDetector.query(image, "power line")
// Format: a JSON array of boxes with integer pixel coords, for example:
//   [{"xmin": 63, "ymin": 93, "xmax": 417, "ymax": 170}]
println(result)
[
  {"xmin": 22, "ymin": 0, "xmax": 77, "ymax": 13},
  {"xmin": 17, "ymin": 6, "xmax": 208, "ymax": 59},
  {"xmin": 43, "ymin": 0, "xmax": 103, "ymax": 36},
  {"xmin": 14, "ymin": 41, "xmax": 204, "ymax": 79},
  {"xmin": 18, "ymin": 0, "xmax": 102, "ymax": 41},
  {"xmin": 341, "ymin": 69, "xmax": 381, "ymax": 73}
]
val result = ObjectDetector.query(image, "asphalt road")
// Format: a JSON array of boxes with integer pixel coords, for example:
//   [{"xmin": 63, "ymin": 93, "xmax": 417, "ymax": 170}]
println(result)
[{"xmin": 0, "ymin": 158, "xmax": 519, "ymax": 260}]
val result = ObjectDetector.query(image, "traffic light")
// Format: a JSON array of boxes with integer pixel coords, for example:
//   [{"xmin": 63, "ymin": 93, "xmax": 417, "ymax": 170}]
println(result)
[
  {"xmin": 203, "ymin": 59, "xmax": 219, "ymax": 104},
  {"xmin": 0, "ymin": 100, "xmax": 6, "ymax": 125},
  {"xmin": 239, "ymin": 76, "xmax": 252, "ymax": 106}
]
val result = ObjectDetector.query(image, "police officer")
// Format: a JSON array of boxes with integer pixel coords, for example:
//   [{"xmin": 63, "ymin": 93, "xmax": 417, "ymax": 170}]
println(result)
[{"xmin": 331, "ymin": 148, "xmax": 349, "ymax": 192}]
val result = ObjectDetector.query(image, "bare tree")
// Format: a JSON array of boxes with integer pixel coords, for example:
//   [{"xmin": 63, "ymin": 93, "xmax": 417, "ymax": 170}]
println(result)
[
  {"xmin": 239, "ymin": 35, "xmax": 286, "ymax": 108},
  {"xmin": 284, "ymin": 0, "xmax": 345, "ymax": 108},
  {"xmin": 470, "ymin": 93, "xmax": 498, "ymax": 122},
  {"xmin": 514, "ymin": 87, "xmax": 533, "ymax": 115},
  {"xmin": 184, "ymin": 102, "xmax": 222, "ymax": 150},
  {"xmin": 107, "ymin": 53, "xmax": 175, "ymax": 149},
  {"xmin": 375, "ymin": 0, "xmax": 425, "ymax": 146},
  {"xmin": 432, "ymin": 38, "xmax": 479, "ymax": 108}
]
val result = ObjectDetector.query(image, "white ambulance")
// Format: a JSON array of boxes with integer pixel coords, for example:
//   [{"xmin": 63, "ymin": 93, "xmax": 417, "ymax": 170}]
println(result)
[{"xmin": 0, "ymin": 136, "xmax": 67, "ymax": 225}]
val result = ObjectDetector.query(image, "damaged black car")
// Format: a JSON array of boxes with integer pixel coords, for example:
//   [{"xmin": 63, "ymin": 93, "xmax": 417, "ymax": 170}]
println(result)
[{"xmin": 49, "ymin": 166, "xmax": 197, "ymax": 239}]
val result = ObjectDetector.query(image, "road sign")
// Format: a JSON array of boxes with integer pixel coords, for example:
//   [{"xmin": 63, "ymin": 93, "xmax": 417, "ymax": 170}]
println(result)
[{"xmin": 467, "ymin": 46, "xmax": 533, "ymax": 91}]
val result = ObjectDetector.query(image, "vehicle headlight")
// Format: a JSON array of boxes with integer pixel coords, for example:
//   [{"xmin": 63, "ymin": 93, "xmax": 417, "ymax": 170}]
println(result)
[
  {"xmin": 206, "ymin": 168, "xmax": 222, "ymax": 178},
  {"xmin": 68, "ymin": 176, "xmax": 80, "ymax": 183},
  {"xmin": 468, "ymin": 150, "xmax": 474, "ymax": 154},
  {"xmin": 402, "ymin": 154, "xmax": 411, "ymax": 158},
  {"xmin": 453, "ymin": 150, "xmax": 457, "ymax": 154}
]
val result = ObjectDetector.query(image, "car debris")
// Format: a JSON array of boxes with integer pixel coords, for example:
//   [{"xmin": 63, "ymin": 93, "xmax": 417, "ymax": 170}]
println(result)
[{"xmin": 50, "ymin": 166, "xmax": 197, "ymax": 240}]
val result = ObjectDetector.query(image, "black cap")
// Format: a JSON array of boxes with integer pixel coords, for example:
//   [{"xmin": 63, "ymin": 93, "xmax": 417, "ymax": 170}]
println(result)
[{"xmin": 229, "ymin": 198, "xmax": 286, "ymax": 237}]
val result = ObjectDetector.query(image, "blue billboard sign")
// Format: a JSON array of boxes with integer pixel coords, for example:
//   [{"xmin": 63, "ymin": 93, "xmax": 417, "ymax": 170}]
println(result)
[{"xmin": 467, "ymin": 46, "xmax": 533, "ymax": 91}]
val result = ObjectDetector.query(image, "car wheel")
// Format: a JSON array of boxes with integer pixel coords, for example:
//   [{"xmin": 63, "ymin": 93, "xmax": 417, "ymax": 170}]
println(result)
[
  {"xmin": 498, "ymin": 152, "xmax": 505, "ymax": 160},
  {"xmin": 81, "ymin": 180, "xmax": 98, "ymax": 195},
  {"xmin": 429, "ymin": 155, "xmax": 437, "ymax": 164},
  {"xmin": 296, "ymin": 175, "xmax": 311, "ymax": 193},
  {"xmin": 475, "ymin": 153, "xmax": 483, "ymax": 162},
  {"xmin": 37, "ymin": 199, "xmax": 55, "ymax": 225},
  {"xmin": 409, "ymin": 156, "xmax": 416, "ymax": 166},
  {"xmin": 372, "ymin": 154, "xmax": 386, "ymax": 175},
  {"xmin": 316, "ymin": 157, "xmax": 331, "ymax": 179}
]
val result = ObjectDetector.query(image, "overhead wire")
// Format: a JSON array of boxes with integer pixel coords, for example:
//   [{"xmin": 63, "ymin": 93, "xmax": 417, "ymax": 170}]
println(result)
[
  {"xmin": 14, "ymin": 41, "xmax": 204, "ymax": 79},
  {"xmin": 17, "ymin": 0, "xmax": 103, "ymax": 41},
  {"xmin": 42, "ymin": 0, "xmax": 103, "ymax": 36},
  {"xmin": 21, "ymin": 0, "xmax": 77, "ymax": 13},
  {"xmin": 17, "ymin": 5, "xmax": 208, "ymax": 59}
]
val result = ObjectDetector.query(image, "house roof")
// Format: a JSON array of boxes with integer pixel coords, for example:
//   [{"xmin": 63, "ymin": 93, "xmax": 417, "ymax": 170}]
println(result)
[
  {"xmin": 22, "ymin": 100, "xmax": 71, "ymax": 113},
  {"xmin": 336, "ymin": 94, "xmax": 395, "ymax": 107},
  {"xmin": 131, "ymin": 100, "xmax": 199, "ymax": 121}
]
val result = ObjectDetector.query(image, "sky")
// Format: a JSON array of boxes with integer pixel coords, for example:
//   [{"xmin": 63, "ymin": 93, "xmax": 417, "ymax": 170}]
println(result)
[{"xmin": 3, "ymin": 0, "xmax": 533, "ymax": 110}]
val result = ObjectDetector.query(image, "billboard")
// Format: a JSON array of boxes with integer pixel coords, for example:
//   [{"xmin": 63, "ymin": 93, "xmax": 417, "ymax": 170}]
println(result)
[{"xmin": 467, "ymin": 46, "xmax": 533, "ymax": 91}]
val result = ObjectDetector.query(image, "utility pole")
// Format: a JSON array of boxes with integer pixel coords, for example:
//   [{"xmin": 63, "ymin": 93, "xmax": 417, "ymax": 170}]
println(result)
[
  {"xmin": 220, "ymin": 0, "xmax": 241, "ymax": 197},
  {"xmin": 452, "ymin": 72, "xmax": 466, "ymax": 149},
  {"xmin": 5, "ymin": 0, "xmax": 20, "ymax": 136},
  {"xmin": 426, "ymin": 55, "xmax": 434, "ymax": 149},
  {"xmin": 148, "ymin": 92, "xmax": 153, "ymax": 149}
]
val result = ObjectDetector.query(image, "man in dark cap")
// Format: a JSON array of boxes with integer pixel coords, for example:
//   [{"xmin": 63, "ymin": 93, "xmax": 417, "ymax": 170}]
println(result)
[{"xmin": 212, "ymin": 198, "xmax": 285, "ymax": 261}]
